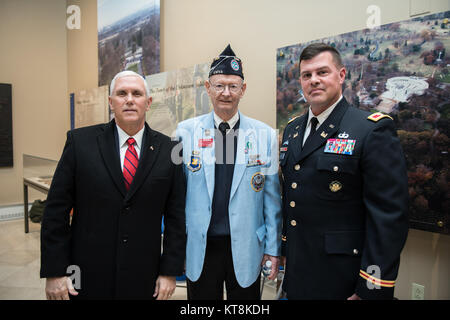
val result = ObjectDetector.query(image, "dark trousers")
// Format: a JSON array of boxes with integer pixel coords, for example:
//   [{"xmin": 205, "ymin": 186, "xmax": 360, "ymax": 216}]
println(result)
[{"xmin": 187, "ymin": 236, "xmax": 261, "ymax": 300}]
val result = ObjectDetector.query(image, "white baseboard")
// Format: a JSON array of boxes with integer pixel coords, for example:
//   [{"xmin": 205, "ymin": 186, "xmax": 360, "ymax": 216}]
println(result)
[{"xmin": 0, "ymin": 204, "xmax": 31, "ymax": 221}]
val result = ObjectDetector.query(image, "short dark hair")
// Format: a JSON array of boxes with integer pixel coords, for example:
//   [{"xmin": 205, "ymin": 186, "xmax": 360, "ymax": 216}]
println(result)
[{"xmin": 299, "ymin": 43, "xmax": 343, "ymax": 68}]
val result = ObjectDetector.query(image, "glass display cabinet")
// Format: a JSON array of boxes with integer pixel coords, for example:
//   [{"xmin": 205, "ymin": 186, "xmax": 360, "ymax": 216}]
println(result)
[{"xmin": 23, "ymin": 154, "xmax": 58, "ymax": 233}]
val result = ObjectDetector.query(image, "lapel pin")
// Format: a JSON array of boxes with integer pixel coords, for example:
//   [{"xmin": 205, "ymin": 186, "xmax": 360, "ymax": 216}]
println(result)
[
  {"xmin": 150, "ymin": 146, "xmax": 154, "ymax": 151},
  {"xmin": 320, "ymin": 131, "xmax": 328, "ymax": 138},
  {"xmin": 329, "ymin": 124, "xmax": 335, "ymax": 128},
  {"xmin": 293, "ymin": 132, "xmax": 299, "ymax": 139}
]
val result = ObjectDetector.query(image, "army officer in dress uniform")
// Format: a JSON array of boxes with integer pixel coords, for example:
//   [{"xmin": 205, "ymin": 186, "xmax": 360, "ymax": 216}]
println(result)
[{"xmin": 280, "ymin": 43, "xmax": 409, "ymax": 300}]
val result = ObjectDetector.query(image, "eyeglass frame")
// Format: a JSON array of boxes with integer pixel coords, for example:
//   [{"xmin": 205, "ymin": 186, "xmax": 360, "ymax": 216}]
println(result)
[{"xmin": 208, "ymin": 80, "xmax": 244, "ymax": 94}]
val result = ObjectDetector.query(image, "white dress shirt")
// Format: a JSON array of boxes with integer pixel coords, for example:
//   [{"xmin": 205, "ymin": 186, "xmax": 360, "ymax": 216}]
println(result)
[
  {"xmin": 116, "ymin": 124, "xmax": 145, "ymax": 170},
  {"xmin": 302, "ymin": 95, "xmax": 343, "ymax": 146},
  {"xmin": 214, "ymin": 111, "xmax": 240, "ymax": 131}
]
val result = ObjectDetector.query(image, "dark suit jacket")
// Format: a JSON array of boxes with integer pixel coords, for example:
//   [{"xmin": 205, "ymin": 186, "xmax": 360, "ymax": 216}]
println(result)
[
  {"xmin": 280, "ymin": 98, "xmax": 409, "ymax": 300},
  {"xmin": 40, "ymin": 120, "xmax": 186, "ymax": 299}
]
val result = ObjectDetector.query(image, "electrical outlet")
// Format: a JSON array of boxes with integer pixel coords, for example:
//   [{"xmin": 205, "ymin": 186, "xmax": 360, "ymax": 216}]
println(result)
[{"xmin": 412, "ymin": 283, "xmax": 425, "ymax": 300}]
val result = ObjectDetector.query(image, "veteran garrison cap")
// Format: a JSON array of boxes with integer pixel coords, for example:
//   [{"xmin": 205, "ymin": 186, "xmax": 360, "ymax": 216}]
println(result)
[{"xmin": 209, "ymin": 44, "xmax": 244, "ymax": 79}]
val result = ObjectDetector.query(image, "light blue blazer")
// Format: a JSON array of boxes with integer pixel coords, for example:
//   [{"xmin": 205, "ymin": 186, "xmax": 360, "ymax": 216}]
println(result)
[{"xmin": 176, "ymin": 111, "xmax": 282, "ymax": 288}]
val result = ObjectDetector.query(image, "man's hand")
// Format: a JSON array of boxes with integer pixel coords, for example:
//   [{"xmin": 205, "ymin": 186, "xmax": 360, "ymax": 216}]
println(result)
[
  {"xmin": 261, "ymin": 254, "xmax": 280, "ymax": 281},
  {"xmin": 280, "ymin": 256, "xmax": 286, "ymax": 269},
  {"xmin": 45, "ymin": 276, "xmax": 78, "ymax": 300},
  {"xmin": 153, "ymin": 275, "xmax": 176, "ymax": 300},
  {"xmin": 347, "ymin": 293, "xmax": 362, "ymax": 300}
]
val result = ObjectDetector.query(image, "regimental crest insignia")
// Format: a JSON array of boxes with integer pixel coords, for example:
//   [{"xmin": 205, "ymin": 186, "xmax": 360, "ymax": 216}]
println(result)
[
  {"xmin": 367, "ymin": 112, "xmax": 393, "ymax": 122},
  {"xmin": 251, "ymin": 172, "xmax": 265, "ymax": 192},
  {"xmin": 329, "ymin": 180, "xmax": 342, "ymax": 193},
  {"xmin": 187, "ymin": 155, "xmax": 201, "ymax": 172}
]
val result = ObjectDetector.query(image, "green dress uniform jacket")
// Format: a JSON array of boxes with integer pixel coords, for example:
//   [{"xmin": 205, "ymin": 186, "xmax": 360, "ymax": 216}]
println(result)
[{"xmin": 280, "ymin": 98, "xmax": 409, "ymax": 300}]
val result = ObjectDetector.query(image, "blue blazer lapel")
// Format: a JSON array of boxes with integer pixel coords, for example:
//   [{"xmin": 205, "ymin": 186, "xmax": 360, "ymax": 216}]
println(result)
[
  {"xmin": 230, "ymin": 112, "xmax": 248, "ymax": 201},
  {"xmin": 201, "ymin": 112, "xmax": 216, "ymax": 203}
]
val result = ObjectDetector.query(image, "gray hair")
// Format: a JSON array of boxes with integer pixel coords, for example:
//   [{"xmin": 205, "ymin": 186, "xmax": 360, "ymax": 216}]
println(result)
[{"xmin": 109, "ymin": 71, "xmax": 150, "ymax": 97}]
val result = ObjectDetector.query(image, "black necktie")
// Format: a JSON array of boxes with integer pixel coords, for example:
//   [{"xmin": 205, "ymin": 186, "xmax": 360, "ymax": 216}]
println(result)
[
  {"xmin": 218, "ymin": 122, "xmax": 230, "ymax": 136},
  {"xmin": 305, "ymin": 117, "xmax": 319, "ymax": 143}
]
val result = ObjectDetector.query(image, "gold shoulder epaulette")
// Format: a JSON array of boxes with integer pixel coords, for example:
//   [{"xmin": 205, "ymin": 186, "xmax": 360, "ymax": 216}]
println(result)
[
  {"xmin": 287, "ymin": 116, "xmax": 299, "ymax": 124},
  {"xmin": 367, "ymin": 112, "xmax": 393, "ymax": 122}
]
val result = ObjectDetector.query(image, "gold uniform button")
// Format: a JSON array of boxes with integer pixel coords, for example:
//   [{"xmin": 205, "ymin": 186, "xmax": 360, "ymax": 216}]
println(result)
[
  {"xmin": 333, "ymin": 166, "xmax": 339, "ymax": 172},
  {"xmin": 290, "ymin": 201, "xmax": 296, "ymax": 208},
  {"xmin": 294, "ymin": 164, "xmax": 300, "ymax": 171},
  {"xmin": 291, "ymin": 182, "xmax": 297, "ymax": 189},
  {"xmin": 290, "ymin": 220, "xmax": 297, "ymax": 227},
  {"xmin": 353, "ymin": 249, "xmax": 359, "ymax": 255}
]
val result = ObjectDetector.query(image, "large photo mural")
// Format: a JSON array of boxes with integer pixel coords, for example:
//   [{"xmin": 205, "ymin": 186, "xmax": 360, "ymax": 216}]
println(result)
[
  {"xmin": 145, "ymin": 63, "xmax": 212, "ymax": 136},
  {"xmin": 97, "ymin": 0, "xmax": 160, "ymax": 86},
  {"xmin": 277, "ymin": 11, "xmax": 450, "ymax": 234}
]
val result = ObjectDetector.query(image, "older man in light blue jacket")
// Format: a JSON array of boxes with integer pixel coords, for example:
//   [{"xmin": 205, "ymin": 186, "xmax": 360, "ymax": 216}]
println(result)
[{"xmin": 175, "ymin": 45, "xmax": 282, "ymax": 300}]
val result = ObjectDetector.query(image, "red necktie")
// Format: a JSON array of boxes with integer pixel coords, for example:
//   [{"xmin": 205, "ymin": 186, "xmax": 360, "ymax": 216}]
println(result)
[{"xmin": 123, "ymin": 137, "xmax": 138, "ymax": 190}]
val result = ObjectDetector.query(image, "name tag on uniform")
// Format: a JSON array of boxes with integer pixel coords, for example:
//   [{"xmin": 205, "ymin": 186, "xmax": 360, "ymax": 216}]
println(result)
[
  {"xmin": 199, "ymin": 138, "xmax": 213, "ymax": 148},
  {"xmin": 324, "ymin": 139, "xmax": 356, "ymax": 155}
]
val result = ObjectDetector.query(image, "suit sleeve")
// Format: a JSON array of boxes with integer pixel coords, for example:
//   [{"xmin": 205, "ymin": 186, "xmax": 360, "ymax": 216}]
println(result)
[
  {"xmin": 355, "ymin": 119, "xmax": 409, "ymax": 299},
  {"xmin": 159, "ymin": 141, "xmax": 186, "ymax": 276},
  {"xmin": 263, "ymin": 128, "xmax": 282, "ymax": 257},
  {"xmin": 40, "ymin": 131, "xmax": 76, "ymax": 278}
]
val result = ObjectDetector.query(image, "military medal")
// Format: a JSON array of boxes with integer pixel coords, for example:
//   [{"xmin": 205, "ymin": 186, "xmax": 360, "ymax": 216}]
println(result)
[
  {"xmin": 250, "ymin": 172, "xmax": 265, "ymax": 192},
  {"xmin": 247, "ymin": 154, "xmax": 265, "ymax": 167},
  {"xmin": 329, "ymin": 181, "xmax": 342, "ymax": 192},
  {"xmin": 324, "ymin": 139, "xmax": 356, "ymax": 155},
  {"xmin": 244, "ymin": 141, "xmax": 253, "ymax": 154}
]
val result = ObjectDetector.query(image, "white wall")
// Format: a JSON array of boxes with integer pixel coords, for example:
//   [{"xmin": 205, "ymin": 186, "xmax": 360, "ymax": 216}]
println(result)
[{"xmin": 0, "ymin": 0, "xmax": 69, "ymax": 205}]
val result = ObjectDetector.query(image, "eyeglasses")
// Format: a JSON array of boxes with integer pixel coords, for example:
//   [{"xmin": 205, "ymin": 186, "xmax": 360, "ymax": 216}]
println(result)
[{"xmin": 209, "ymin": 82, "xmax": 243, "ymax": 94}]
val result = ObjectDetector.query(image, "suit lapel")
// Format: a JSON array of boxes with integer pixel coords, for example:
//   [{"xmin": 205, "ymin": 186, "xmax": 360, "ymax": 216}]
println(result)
[
  {"xmin": 201, "ymin": 112, "xmax": 216, "ymax": 203},
  {"xmin": 296, "ymin": 99, "xmax": 349, "ymax": 163},
  {"xmin": 126, "ymin": 123, "xmax": 161, "ymax": 201},
  {"xmin": 229, "ymin": 112, "xmax": 248, "ymax": 201},
  {"xmin": 98, "ymin": 120, "xmax": 127, "ymax": 197},
  {"xmin": 289, "ymin": 114, "xmax": 307, "ymax": 164}
]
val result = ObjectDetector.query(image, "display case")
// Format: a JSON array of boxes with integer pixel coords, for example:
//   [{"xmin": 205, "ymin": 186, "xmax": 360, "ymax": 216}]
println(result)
[{"xmin": 23, "ymin": 154, "xmax": 58, "ymax": 232}]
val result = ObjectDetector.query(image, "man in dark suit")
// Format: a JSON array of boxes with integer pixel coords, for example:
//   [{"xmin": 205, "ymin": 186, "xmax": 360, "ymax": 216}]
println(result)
[
  {"xmin": 280, "ymin": 43, "xmax": 409, "ymax": 300},
  {"xmin": 40, "ymin": 71, "xmax": 186, "ymax": 300}
]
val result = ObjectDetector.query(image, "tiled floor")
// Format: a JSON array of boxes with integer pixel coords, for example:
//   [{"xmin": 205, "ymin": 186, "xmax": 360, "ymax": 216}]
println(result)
[{"xmin": 0, "ymin": 219, "xmax": 278, "ymax": 300}]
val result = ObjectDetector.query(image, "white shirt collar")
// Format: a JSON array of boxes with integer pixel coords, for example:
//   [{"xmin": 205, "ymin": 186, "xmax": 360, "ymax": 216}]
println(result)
[
  {"xmin": 213, "ymin": 111, "xmax": 240, "ymax": 130},
  {"xmin": 307, "ymin": 95, "xmax": 343, "ymax": 127},
  {"xmin": 116, "ymin": 124, "xmax": 145, "ymax": 149}
]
